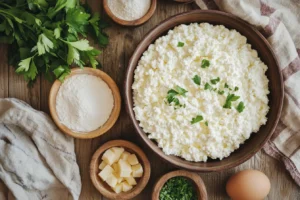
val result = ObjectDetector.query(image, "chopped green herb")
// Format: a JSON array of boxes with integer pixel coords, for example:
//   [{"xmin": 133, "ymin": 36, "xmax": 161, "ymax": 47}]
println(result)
[
  {"xmin": 223, "ymin": 94, "xmax": 240, "ymax": 109},
  {"xmin": 191, "ymin": 115, "xmax": 204, "ymax": 124},
  {"xmin": 236, "ymin": 102, "xmax": 245, "ymax": 113},
  {"xmin": 175, "ymin": 85, "xmax": 188, "ymax": 96},
  {"xmin": 166, "ymin": 86, "xmax": 187, "ymax": 108},
  {"xmin": 204, "ymin": 83, "xmax": 213, "ymax": 91},
  {"xmin": 205, "ymin": 121, "xmax": 209, "ymax": 126},
  {"xmin": 218, "ymin": 90, "xmax": 225, "ymax": 95},
  {"xmin": 177, "ymin": 42, "xmax": 184, "ymax": 47},
  {"xmin": 224, "ymin": 83, "xmax": 230, "ymax": 88},
  {"xmin": 210, "ymin": 77, "xmax": 220, "ymax": 85},
  {"xmin": 0, "ymin": 1, "xmax": 109, "ymax": 84},
  {"xmin": 201, "ymin": 59, "xmax": 210, "ymax": 68},
  {"xmin": 192, "ymin": 75, "xmax": 201, "ymax": 85},
  {"xmin": 234, "ymin": 86, "xmax": 239, "ymax": 91},
  {"xmin": 159, "ymin": 177, "xmax": 197, "ymax": 200}
]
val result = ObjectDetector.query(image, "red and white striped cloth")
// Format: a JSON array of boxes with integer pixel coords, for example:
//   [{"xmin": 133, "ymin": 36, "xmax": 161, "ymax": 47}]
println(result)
[{"xmin": 195, "ymin": 0, "xmax": 300, "ymax": 186}]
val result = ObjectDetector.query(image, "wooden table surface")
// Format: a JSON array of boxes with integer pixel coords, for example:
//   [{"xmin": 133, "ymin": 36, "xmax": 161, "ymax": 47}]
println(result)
[{"xmin": 0, "ymin": 1, "xmax": 299, "ymax": 200}]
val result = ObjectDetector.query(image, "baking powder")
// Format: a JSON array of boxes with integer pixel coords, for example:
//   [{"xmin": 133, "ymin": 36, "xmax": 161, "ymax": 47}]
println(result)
[
  {"xmin": 107, "ymin": 0, "xmax": 151, "ymax": 21},
  {"xmin": 56, "ymin": 74, "xmax": 114, "ymax": 132}
]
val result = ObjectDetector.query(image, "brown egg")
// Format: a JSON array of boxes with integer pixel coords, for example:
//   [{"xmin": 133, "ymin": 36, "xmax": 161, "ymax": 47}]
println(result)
[{"xmin": 226, "ymin": 170, "xmax": 271, "ymax": 200}]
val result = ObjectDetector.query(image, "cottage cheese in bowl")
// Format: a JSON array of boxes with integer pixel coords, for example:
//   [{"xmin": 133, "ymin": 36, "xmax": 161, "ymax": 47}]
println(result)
[{"xmin": 132, "ymin": 23, "xmax": 269, "ymax": 162}]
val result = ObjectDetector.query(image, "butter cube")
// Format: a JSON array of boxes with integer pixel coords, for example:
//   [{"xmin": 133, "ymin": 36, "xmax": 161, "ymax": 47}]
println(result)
[
  {"xmin": 102, "ymin": 149, "xmax": 117, "ymax": 165},
  {"xmin": 125, "ymin": 177, "xmax": 137, "ymax": 186},
  {"xmin": 132, "ymin": 164, "xmax": 143, "ymax": 178},
  {"xmin": 117, "ymin": 159, "xmax": 132, "ymax": 178},
  {"xmin": 112, "ymin": 183, "xmax": 123, "ymax": 194},
  {"xmin": 122, "ymin": 182, "xmax": 133, "ymax": 192},
  {"xmin": 112, "ymin": 163, "xmax": 119, "ymax": 172},
  {"xmin": 98, "ymin": 165, "xmax": 114, "ymax": 181},
  {"xmin": 106, "ymin": 174, "xmax": 118, "ymax": 188},
  {"xmin": 127, "ymin": 154, "xmax": 139, "ymax": 165},
  {"xmin": 111, "ymin": 147, "xmax": 125, "ymax": 161},
  {"xmin": 113, "ymin": 172, "xmax": 124, "ymax": 183},
  {"xmin": 120, "ymin": 151, "xmax": 131, "ymax": 160},
  {"xmin": 99, "ymin": 161, "xmax": 107, "ymax": 170}
]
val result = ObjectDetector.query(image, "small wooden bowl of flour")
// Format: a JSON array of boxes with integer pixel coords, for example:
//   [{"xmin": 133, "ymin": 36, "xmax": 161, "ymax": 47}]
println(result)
[
  {"xmin": 103, "ymin": 0, "xmax": 157, "ymax": 26},
  {"xmin": 49, "ymin": 68, "xmax": 121, "ymax": 139}
]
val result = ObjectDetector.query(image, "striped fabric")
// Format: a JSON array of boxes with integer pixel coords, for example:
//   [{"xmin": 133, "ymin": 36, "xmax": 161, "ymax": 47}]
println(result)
[{"xmin": 195, "ymin": 0, "xmax": 300, "ymax": 186}]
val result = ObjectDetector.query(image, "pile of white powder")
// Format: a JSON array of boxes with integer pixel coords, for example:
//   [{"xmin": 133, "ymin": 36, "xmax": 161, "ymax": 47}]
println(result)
[
  {"xmin": 56, "ymin": 74, "xmax": 114, "ymax": 133},
  {"xmin": 107, "ymin": 0, "xmax": 151, "ymax": 21}
]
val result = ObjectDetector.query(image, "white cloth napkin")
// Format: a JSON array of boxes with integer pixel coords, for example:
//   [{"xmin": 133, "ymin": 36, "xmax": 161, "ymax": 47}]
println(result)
[
  {"xmin": 195, "ymin": 0, "xmax": 300, "ymax": 186},
  {"xmin": 0, "ymin": 98, "xmax": 81, "ymax": 200}
]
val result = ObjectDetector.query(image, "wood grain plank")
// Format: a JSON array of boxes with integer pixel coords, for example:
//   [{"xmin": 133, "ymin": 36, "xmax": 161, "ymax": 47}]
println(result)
[
  {"xmin": 8, "ymin": 64, "xmax": 40, "ymax": 110},
  {"xmin": 0, "ymin": 45, "xmax": 8, "ymax": 98}
]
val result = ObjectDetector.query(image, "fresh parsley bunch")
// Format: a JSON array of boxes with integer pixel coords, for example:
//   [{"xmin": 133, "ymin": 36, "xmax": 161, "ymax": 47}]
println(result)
[{"xmin": 0, "ymin": 0, "xmax": 109, "ymax": 83}]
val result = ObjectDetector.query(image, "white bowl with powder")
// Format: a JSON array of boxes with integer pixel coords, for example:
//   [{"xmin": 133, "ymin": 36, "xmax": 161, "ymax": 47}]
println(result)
[
  {"xmin": 104, "ymin": 0, "xmax": 157, "ymax": 26},
  {"xmin": 49, "ymin": 68, "xmax": 121, "ymax": 139}
]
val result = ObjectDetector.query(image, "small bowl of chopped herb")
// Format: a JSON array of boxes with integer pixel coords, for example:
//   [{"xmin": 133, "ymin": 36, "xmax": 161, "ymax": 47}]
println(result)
[{"xmin": 152, "ymin": 170, "xmax": 207, "ymax": 200}]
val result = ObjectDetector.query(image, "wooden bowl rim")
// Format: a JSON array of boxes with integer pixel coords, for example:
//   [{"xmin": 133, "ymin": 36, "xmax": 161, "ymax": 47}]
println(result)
[
  {"xmin": 152, "ymin": 170, "xmax": 208, "ymax": 200},
  {"xmin": 174, "ymin": 0, "xmax": 195, "ymax": 3},
  {"xmin": 90, "ymin": 140, "xmax": 151, "ymax": 200},
  {"xmin": 49, "ymin": 67, "xmax": 121, "ymax": 139},
  {"xmin": 103, "ymin": 0, "xmax": 157, "ymax": 26},
  {"xmin": 124, "ymin": 10, "xmax": 284, "ymax": 171}
]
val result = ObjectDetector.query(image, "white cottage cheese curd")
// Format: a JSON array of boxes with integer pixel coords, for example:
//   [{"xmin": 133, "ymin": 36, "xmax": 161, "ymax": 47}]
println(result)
[{"xmin": 132, "ymin": 23, "xmax": 269, "ymax": 162}]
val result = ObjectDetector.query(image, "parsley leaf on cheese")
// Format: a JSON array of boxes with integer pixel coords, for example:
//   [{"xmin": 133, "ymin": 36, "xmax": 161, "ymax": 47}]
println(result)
[
  {"xmin": 210, "ymin": 77, "xmax": 220, "ymax": 85},
  {"xmin": 177, "ymin": 42, "xmax": 184, "ymax": 47},
  {"xmin": 166, "ymin": 86, "xmax": 187, "ymax": 108},
  {"xmin": 236, "ymin": 102, "xmax": 245, "ymax": 113},
  {"xmin": 218, "ymin": 90, "xmax": 224, "ymax": 95},
  {"xmin": 191, "ymin": 115, "xmax": 204, "ymax": 124},
  {"xmin": 192, "ymin": 75, "xmax": 201, "ymax": 85},
  {"xmin": 223, "ymin": 94, "xmax": 240, "ymax": 109},
  {"xmin": 201, "ymin": 59, "xmax": 210, "ymax": 68},
  {"xmin": 204, "ymin": 83, "xmax": 213, "ymax": 91},
  {"xmin": 175, "ymin": 85, "xmax": 188, "ymax": 96}
]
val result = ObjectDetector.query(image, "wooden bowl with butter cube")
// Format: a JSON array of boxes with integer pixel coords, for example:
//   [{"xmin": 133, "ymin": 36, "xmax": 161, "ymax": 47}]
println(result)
[{"xmin": 90, "ymin": 140, "xmax": 151, "ymax": 200}]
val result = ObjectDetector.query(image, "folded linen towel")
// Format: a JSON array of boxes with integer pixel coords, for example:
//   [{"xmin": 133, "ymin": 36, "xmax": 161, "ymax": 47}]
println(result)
[
  {"xmin": 195, "ymin": 0, "xmax": 300, "ymax": 186},
  {"xmin": 0, "ymin": 98, "xmax": 81, "ymax": 200}
]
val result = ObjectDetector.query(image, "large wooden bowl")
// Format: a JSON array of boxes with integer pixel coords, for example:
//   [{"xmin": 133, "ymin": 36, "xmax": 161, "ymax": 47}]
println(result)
[
  {"xmin": 90, "ymin": 140, "xmax": 151, "ymax": 200},
  {"xmin": 124, "ymin": 10, "xmax": 283, "ymax": 172},
  {"xmin": 49, "ymin": 67, "xmax": 121, "ymax": 139}
]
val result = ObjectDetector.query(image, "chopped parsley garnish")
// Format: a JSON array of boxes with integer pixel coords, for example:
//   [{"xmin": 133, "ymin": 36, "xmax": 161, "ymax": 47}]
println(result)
[
  {"xmin": 175, "ymin": 85, "xmax": 188, "ymax": 96},
  {"xmin": 224, "ymin": 83, "xmax": 230, "ymax": 88},
  {"xmin": 234, "ymin": 86, "xmax": 239, "ymax": 91},
  {"xmin": 159, "ymin": 177, "xmax": 197, "ymax": 200},
  {"xmin": 201, "ymin": 59, "xmax": 210, "ymax": 68},
  {"xmin": 205, "ymin": 121, "xmax": 209, "ymax": 126},
  {"xmin": 218, "ymin": 90, "xmax": 225, "ymax": 95},
  {"xmin": 223, "ymin": 94, "xmax": 240, "ymax": 109},
  {"xmin": 166, "ymin": 86, "xmax": 188, "ymax": 108},
  {"xmin": 210, "ymin": 77, "xmax": 220, "ymax": 85},
  {"xmin": 236, "ymin": 102, "xmax": 245, "ymax": 113},
  {"xmin": 192, "ymin": 75, "xmax": 201, "ymax": 85},
  {"xmin": 177, "ymin": 42, "xmax": 184, "ymax": 47},
  {"xmin": 204, "ymin": 83, "xmax": 213, "ymax": 90},
  {"xmin": 191, "ymin": 115, "xmax": 204, "ymax": 124}
]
